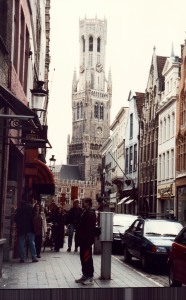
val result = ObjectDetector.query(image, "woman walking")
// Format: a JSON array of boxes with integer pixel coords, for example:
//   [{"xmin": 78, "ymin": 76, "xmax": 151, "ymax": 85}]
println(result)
[
  {"xmin": 51, "ymin": 206, "xmax": 66, "ymax": 252},
  {"xmin": 33, "ymin": 203, "xmax": 47, "ymax": 258}
]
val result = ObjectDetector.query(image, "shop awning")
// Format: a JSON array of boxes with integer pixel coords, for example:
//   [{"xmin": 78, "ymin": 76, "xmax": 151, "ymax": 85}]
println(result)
[
  {"xmin": 32, "ymin": 159, "xmax": 55, "ymax": 195},
  {"xmin": 0, "ymin": 85, "xmax": 52, "ymax": 148},
  {"xmin": 0, "ymin": 84, "xmax": 37, "ymax": 117},
  {"xmin": 117, "ymin": 196, "xmax": 130, "ymax": 205}
]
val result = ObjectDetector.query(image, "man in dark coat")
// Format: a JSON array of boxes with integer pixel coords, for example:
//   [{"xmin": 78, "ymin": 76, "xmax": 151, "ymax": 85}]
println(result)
[
  {"xmin": 75, "ymin": 198, "xmax": 96, "ymax": 285},
  {"xmin": 15, "ymin": 199, "xmax": 38, "ymax": 263}
]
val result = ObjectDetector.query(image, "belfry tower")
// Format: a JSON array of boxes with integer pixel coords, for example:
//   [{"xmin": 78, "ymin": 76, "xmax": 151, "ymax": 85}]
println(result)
[{"xmin": 67, "ymin": 17, "xmax": 112, "ymax": 181}]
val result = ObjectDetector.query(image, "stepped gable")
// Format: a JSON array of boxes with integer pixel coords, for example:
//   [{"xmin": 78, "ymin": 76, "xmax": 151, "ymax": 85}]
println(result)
[{"xmin": 157, "ymin": 55, "xmax": 167, "ymax": 80}]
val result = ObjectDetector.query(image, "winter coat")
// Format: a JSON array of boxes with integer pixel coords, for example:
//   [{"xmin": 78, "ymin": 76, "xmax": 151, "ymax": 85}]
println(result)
[
  {"xmin": 75, "ymin": 208, "xmax": 96, "ymax": 248},
  {"xmin": 15, "ymin": 202, "xmax": 35, "ymax": 236},
  {"xmin": 66, "ymin": 207, "xmax": 83, "ymax": 229}
]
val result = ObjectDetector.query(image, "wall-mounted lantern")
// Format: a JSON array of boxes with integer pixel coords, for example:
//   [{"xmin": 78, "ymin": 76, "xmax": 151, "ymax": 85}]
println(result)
[
  {"xmin": 49, "ymin": 155, "xmax": 56, "ymax": 173},
  {"xmin": 30, "ymin": 80, "xmax": 48, "ymax": 125}
]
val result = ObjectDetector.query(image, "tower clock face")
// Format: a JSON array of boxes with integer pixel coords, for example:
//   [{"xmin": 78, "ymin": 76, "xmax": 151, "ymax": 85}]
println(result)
[
  {"xmin": 96, "ymin": 63, "xmax": 103, "ymax": 73},
  {"xmin": 97, "ymin": 127, "xmax": 102, "ymax": 135}
]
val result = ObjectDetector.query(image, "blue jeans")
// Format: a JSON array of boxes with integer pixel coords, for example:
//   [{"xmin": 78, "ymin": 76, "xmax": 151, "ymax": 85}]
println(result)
[{"xmin": 19, "ymin": 232, "xmax": 37, "ymax": 260}]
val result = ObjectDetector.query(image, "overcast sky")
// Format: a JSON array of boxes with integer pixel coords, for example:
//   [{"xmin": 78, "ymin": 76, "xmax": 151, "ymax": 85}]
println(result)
[{"xmin": 46, "ymin": 0, "xmax": 186, "ymax": 166}]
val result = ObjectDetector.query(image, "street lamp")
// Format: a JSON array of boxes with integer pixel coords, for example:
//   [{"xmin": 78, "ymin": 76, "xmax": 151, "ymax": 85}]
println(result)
[
  {"xmin": 49, "ymin": 155, "xmax": 56, "ymax": 173},
  {"xmin": 30, "ymin": 80, "xmax": 48, "ymax": 125}
]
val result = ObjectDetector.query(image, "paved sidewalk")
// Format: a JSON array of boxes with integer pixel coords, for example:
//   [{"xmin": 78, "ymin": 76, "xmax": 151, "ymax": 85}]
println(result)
[{"xmin": 0, "ymin": 238, "xmax": 161, "ymax": 289}]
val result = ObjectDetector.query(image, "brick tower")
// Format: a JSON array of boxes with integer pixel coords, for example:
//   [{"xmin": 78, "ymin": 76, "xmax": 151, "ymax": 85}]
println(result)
[{"xmin": 67, "ymin": 17, "xmax": 112, "ymax": 181}]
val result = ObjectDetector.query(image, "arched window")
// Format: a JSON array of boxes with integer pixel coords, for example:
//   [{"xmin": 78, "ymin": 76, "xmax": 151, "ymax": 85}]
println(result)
[
  {"xmin": 100, "ymin": 104, "xmax": 104, "ymax": 119},
  {"xmin": 77, "ymin": 103, "xmax": 80, "ymax": 119},
  {"xmin": 82, "ymin": 35, "xmax": 85, "ymax": 52},
  {"xmin": 97, "ymin": 37, "xmax": 101, "ymax": 52},
  {"xmin": 89, "ymin": 36, "xmax": 93, "ymax": 51},
  {"xmin": 94, "ymin": 103, "xmax": 98, "ymax": 118}
]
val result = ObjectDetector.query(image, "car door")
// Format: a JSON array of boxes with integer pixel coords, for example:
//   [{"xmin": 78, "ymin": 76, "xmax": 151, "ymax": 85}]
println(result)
[
  {"xmin": 126, "ymin": 220, "xmax": 143, "ymax": 258},
  {"xmin": 173, "ymin": 229, "xmax": 186, "ymax": 283},
  {"xmin": 131, "ymin": 220, "xmax": 144, "ymax": 258}
]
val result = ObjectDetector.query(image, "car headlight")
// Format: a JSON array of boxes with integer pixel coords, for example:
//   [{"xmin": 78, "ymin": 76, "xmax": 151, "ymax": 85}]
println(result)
[{"xmin": 152, "ymin": 245, "xmax": 167, "ymax": 253}]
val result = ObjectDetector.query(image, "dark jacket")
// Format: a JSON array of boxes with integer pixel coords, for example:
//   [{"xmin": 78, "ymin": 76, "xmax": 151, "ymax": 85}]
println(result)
[
  {"xmin": 76, "ymin": 208, "xmax": 96, "ymax": 247},
  {"xmin": 15, "ymin": 202, "xmax": 35, "ymax": 236},
  {"xmin": 66, "ymin": 207, "xmax": 83, "ymax": 229}
]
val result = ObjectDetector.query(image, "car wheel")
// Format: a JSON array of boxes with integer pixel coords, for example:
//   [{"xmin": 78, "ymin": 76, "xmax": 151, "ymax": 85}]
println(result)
[
  {"xmin": 141, "ymin": 254, "xmax": 149, "ymax": 271},
  {"xmin": 169, "ymin": 264, "xmax": 182, "ymax": 287},
  {"xmin": 123, "ymin": 246, "xmax": 132, "ymax": 263}
]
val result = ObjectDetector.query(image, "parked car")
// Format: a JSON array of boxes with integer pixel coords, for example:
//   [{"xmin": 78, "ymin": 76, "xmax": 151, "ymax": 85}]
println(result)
[
  {"xmin": 112, "ymin": 213, "xmax": 137, "ymax": 253},
  {"xmin": 121, "ymin": 217, "xmax": 183, "ymax": 270},
  {"xmin": 168, "ymin": 226, "xmax": 186, "ymax": 287}
]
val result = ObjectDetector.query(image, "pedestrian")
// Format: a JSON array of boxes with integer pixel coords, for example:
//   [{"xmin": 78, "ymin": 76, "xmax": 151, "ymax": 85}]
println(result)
[
  {"xmin": 33, "ymin": 203, "xmax": 47, "ymax": 258},
  {"xmin": 66, "ymin": 199, "xmax": 83, "ymax": 252},
  {"xmin": 51, "ymin": 206, "xmax": 66, "ymax": 252},
  {"xmin": 47, "ymin": 198, "xmax": 58, "ymax": 220},
  {"xmin": 75, "ymin": 197, "xmax": 96, "ymax": 285},
  {"xmin": 14, "ymin": 195, "xmax": 38, "ymax": 263}
]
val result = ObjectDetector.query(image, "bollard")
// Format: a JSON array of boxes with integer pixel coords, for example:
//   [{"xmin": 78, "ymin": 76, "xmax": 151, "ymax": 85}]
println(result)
[{"xmin": 99, "ymin": 212, "xmax": 113, "ymax": 279}]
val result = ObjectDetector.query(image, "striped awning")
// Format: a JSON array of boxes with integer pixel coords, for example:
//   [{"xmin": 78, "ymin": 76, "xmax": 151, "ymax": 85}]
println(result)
[{"xmin": 33, "ymin": 159, "xmax": 55, "ymax": 195}]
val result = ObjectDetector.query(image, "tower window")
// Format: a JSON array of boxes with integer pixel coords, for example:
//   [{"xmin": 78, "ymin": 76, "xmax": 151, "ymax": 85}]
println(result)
[
  {"xmin": 82, "ymin": 35, "xmax": 85, "ymax": 52},
  {"xmin": 100, "ymin": 104, "xmax": 104, "ymax": 119},
  {"xmin": 80, "ymin": 102, "xmax": 83, "ymax": 118},
  {"xmin": 77, "ymin": 103, "xmax": 80, "ymax": 119},
  {"xmin": 97, "ymin": 37, "xmax": 101, "ymax": 52},
  {"xmin": 94, "ymin": 103, "xmax": 98, "ymax": 118},
  {"xmin": 94, "ymin": 102, "xmax": 104, "ymax": 120},
  {"xmin": 89, "ymin": 36, "xmax": 93, "ymax": 51}
]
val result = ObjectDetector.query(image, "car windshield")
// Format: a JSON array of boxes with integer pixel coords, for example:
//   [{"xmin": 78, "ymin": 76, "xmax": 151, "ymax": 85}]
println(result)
[
  {"xmin": 113, "ymin": 215, "xmax": 136, "ymax": 226},
  {"xmin": 144, "ymin": 221, "xmax": 183, "ymax": 236}
]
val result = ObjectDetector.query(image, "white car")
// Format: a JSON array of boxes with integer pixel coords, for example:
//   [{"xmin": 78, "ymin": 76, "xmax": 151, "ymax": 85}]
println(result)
[{"xmin": 112, "ymin": 213, "xmax": 137, "ymax": 253}]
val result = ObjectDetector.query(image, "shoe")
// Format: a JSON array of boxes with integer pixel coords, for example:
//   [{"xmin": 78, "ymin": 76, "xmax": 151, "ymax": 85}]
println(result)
[
  {"xmin": 37, "ymin": 255, "xmax": 41, "ymax": 258},
  {"xmin": 82, "ymin": 277, "xmax": 94, "ymax": 285},
  {"xmin": 32, "ymin": 258, "xmax": 38, "ymax": 263},
  {"xmin": 74, "ymin": 248, "xmax": 78, "ymax": 252},
  {"xmin": 19, "ymin": 259, "xmax": 24, "ymax": 263},
  {"xmin": 75, "ymin": 275, "xmax": 87, "ymax": 283},
  {"xmin": 67, "ymin": 248, "xmax": 71, "ymax": 252}
]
